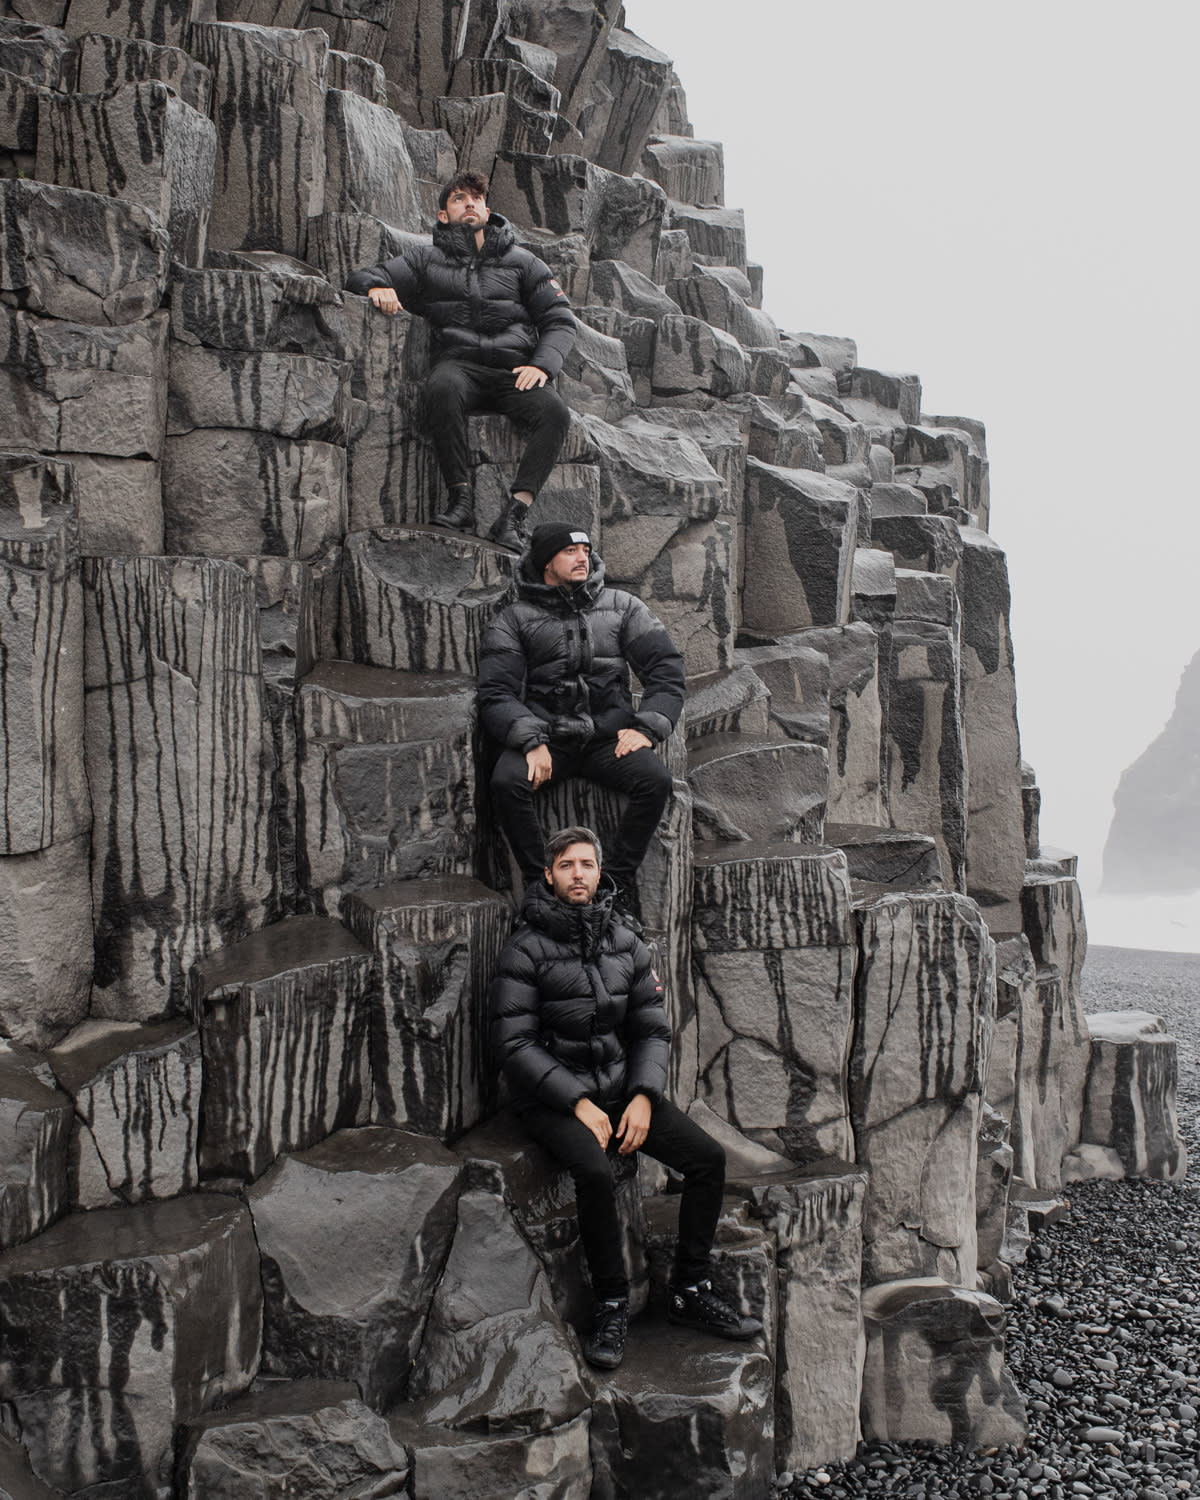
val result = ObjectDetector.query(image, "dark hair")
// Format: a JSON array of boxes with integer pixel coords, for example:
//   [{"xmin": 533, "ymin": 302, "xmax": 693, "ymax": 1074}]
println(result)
[
  {"xmin": 438, "ymin": 171, "xmax": 489, "ymax": 211},
  {"xmin": 544, "ymin": 826, "xmax": 603, "ymax": 870}
]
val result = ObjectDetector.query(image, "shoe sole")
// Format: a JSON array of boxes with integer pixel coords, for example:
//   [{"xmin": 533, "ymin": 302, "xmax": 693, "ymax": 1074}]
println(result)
[
  {"xmin": 666, "ymin": 1313, "xmax": 761, "ymax": 1340},
  {"xmin": 584, "ymin": 1350, "xmax": 625, "ymax": 1369}
]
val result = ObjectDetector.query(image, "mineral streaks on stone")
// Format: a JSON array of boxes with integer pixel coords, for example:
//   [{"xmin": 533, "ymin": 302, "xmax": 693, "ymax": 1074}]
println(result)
[
  {"xmin": 83, "ymin": 556, "xmax": 275, "ymax": 1020},
  {"xmin": 688, "ymin": 735, "xmax": 827, "ymax": 846},
  {"xmin": 0, "ymin": 1045, "xmax": 71, "ymax": 1252},
  {"xmin": 742, "ymin": 460, "xmax": 858, "ymax": 635},
  {"xmin": 341, "ymin": 526, "xmax": 515, "ymax": 675},
  {"xmin": 859, "ymin": 1279, "xmax": 1027, "ymax": 1449},
  {"xmin": 181, "ymin": 1380, "xmax": 410, "ymax": 1500},
  {"xmin": 753, "ymin": 1167, "xmax": 868, "ymax": 1472},
  {"xmin": 0, "ymin": 1194, "xmax": 262, "ymax": 1495},
  {"xmin": 247, "ymin": 1126, "xmax": 464, "ymax": 1409},
  {"xmin": 294, "ymin": 661, "xmax": 477, "ymax": 912},
  {"xmin": 0, "ymin": 455, "xmax": 87, "ymax": 857},
  {"xmin": 851, "ymin": 893, "xmax": 995, "ymax": 1287},
  {"xmin": 0, "ymin": 831, "xmax": 94, "ymax": 1048},
  {"xmin": 342, "ymin": 877, "xmax": 510, "ymax": 1141},
  {"xmin": 47, "ymin": 1018, "xmax": 202, "ymax": 1206},
  {"xmin": 1078, "ymin": 1011, "xmax": 1187, "ymax": 1182},
  {"xmin": 189, "ymin": 916, "xmax": 372, "ymax": 1182},
  {"xmin": 409, "ymin": 1189, "xmax": 589, "ymax": 1434}
]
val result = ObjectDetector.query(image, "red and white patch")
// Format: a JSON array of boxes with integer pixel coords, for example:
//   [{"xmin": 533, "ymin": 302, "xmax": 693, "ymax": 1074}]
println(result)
[{"xmin": 549, "ymin": 278, "xmax": 567, "ymax": 297}]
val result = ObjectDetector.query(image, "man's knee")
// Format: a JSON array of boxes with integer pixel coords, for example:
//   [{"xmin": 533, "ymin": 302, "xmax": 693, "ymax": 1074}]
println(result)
[
  {"xmin": 490, "ymin": 750, "xmax": 533, "ymax": 801},
  {"xmin": 424, "ymin": 362, "xmax": 472, "ymax": 408},
  {"xmin": 571, "ymin": 1151, "xmax": 616, "ymax": 1197},
  {"xmin": 623, "ymin": 747, "xmax": 673, "ymax": 802}
]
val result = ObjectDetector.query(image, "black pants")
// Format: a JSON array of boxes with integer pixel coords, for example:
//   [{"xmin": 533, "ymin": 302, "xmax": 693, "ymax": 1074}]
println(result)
[
  {"xmin": 517, "ymin": 1097, "xmax": 726, "ymax": 1301},
  {"xmin": 490, "ymin": 740, "xmax": 674, "ymax": 888},
  {"xmin": 424, "ymin": 359, "xmax": 571, "ymax": 497}
]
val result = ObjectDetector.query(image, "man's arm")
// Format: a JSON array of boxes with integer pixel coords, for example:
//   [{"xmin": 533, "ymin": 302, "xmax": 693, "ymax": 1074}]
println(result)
[
  {"xmin": 519, "ymin": 251, "xmax": 577, "ymax": 378},
  {"xmin": 622, "ymin": 937, "xmax": 671, "ymax": 1105},
  {"xmin": 488, "ymin": 941, "xmax": 588, "ymax": 1113},
  {"xmin": 345, "ymin": 248, "xmax": 424, "ymax": 314},
  {"xmin": 477, "ymin": 612, "xmax": 551, "ymax": 752},
  {"xmin": 620, "ymin": 596, "xmax": 686, "ymax": 743}
]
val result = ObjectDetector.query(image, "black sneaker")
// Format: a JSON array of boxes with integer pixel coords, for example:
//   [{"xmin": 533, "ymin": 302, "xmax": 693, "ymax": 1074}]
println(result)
[
  {"xmin": 432, "ymin": 484, "xmax": 475, "ymax": 530},
  {"xmin": 489, "ymin": 495, "xmax": 532, "ymax": 551},
  {"xmin": 668, "ymin": 1280, "xmax": 762, "ymax": 1340},
  {"xmin": 583, "ymin": 1297, "xmax": 629, "ymax": 1369}
]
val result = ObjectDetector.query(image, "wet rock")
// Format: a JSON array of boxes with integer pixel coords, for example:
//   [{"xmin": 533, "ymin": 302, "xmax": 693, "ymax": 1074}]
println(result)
[
  {"xmin": 684, "ymin": 665, "xmax": 771, "ymax": 741},
  {"xmin": 665, "ymin": 200, "xmax": 747, "ymax": 270},
  {"xmin": 669, "ymin": 265, "xmax": 777, "ymax": 349},
  {"xmin": 83, "ymin": 556, "xmax": 275, "ymax": 1021},
  {"xmin": 0, "ymin": 832, "xmax": 93, "ymax": 1049},
  {"xmin": 341, "ymin": 526, "xmax": 515, "ymax": 675},
  {"xmin": 323, "ymin": 85, "xmax": 424, "ymax": 229},
  {"xmin": 341, "ymin": 877, "xmax": 509, "ymax": 1141},
  {"xmin": 0, "ymin": 1044, "xmax": 71, "ymax": 1252},
  {"xmin": 181, "ymin": 1380, "xmax": 409, "ymax": 1500},
  {"xmin": 0, "ymin": 453, "xmax": 86, "ymax": 858},
  {"xmin": 409, "ymin": 1189, "xmax": 589, "ymax": 1432},
  {"xmin": 48, "ymin": 1018, "xmax": 202, "ymax": 1205},
  {"xmin": 37, "ymin": 80, "xmax": 216, "ymax": 264},
  {"xmin": 0, "ymin": 1193, "xmax": 262, "ymax": 1496},
  {"xmin": 247, "ymin": 1125, "xmax": 464, "ymax": 1409},
  {"xmin": 190, "ymin": 22, "xmax": 328, "ymax": 257},
  {"xmin": 976, "ymin": 1101, "xmax": 1014, "ymax": 1275},
  {"xmin": 688, "ymin": 736, "xmax": 827, "ymax": 845},
  {"xmin": 1078, "ymin": 1012, "xmax": 1187, "ymax": 1181},
  {"xmin": 0, "ymin": 1429, "xmax": 61, "ymax": 1499},
  {"xmin": 559, "ymin": 317, "xmax": 636, "ymax": 421},
  {"xmin": 295, "ymin": 661, "xmax": 477, "ymax": 913},
  {"xmin": 74, "ymin": 31, "xmax": 213, "ymax": 114},
  {"xmin": 859, "ymin": 1279, "xmax": 1027, "ymax": 1448},
  {"xmin": 822, "ymin": 823, "xmax": 944, "ymax": 893},
  {"xmin": 851, "ymin": 893, "xmax": 995, "ymax": 1286},
  {"xmin": 0, "ymin": 177, "xmax": 170, "ymax": 326},
  {"xmin": 752, "ymin": 1165, "xmax": 869, "ymax": 1470},
  {"xmin": 393, "ymin": 1409, "xmax": 593, "ymax": 1500},
  {"xmin": 587, "ymin": 258, "xmax": 681, "ymax": 320},
  {"xmin": 62, "ymin": 0, "xmax": 210, "ymax": 50},
  {"xmin": 741, "ymin": 460, "xmax": 858, "ymax": 635},
  {"xmin": 190, "ymin": 916, "xmax": 373, "ymax": 1182},
  {"xmin": 692, "ymin": 844, "xmax": 855, "ymax": 1160},
  {"xmin": 167, "ymin": 343, "xmax": 350, "ymax": 443},
  {"xmin": 641, "ymin": 134, "xmax": 724, "ymax": 206},
  {"xmin": 651, "ymin": 312, "xmax": 750, "ymax": 402},
  {"xmin": 579, "ymin": 27, "xmax": 673, "ymax": 176},
  {"xmin": 588, "ymin": 1316, "xmax": 773, "ymax": 1500}
]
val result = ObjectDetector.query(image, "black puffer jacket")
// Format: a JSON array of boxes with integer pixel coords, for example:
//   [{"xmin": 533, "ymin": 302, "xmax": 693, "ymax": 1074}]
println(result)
[
  {"xmin": 489, "ymin": 880, "xmax": 671, "ymax": 1113},
  {"xmin": 477, "ymin": 552, "xmax": 685, "ymax": 752},
  {"xmin": 345, "ymin": 213, "xmax": 577, "ymax": 376}
]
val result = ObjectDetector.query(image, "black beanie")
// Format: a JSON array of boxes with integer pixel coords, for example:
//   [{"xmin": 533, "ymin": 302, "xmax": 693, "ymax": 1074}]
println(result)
[{"xmin": 529, "ymin": 523, "xmax": 591, "ymax": 576}]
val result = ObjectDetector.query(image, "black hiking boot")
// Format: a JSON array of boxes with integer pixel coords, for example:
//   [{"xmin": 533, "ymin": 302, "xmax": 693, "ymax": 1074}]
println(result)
[
  {"xmin": 432, "ymin": 483, "xmax": 475, "ymax": 531},
  {"xmin": 489, "ymin": 494, "xmax": 532, "ymax": 551},
  {"xmin": 667, "ymin": 1280, "xmax": 762, "ymax": 1340},
  {"xmin": 583, "ymin": 1297, "xmax": 629, "ymax": 1370}
]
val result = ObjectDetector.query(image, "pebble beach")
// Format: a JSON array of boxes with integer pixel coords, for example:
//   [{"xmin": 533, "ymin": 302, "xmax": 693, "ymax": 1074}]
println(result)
[{"xmin": 782, "ymin": 945, "xmax": 1200, "ymax": 1500}]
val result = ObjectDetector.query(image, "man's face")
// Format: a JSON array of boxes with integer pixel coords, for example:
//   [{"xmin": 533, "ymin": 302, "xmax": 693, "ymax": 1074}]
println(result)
[
  {"xmin": 546, "ymin": 842, "xmax": 601, "ymax": 905},
  {"xmin": 543, "ymin": 543, "xmax": 591, "ymax": 588},
  {"xmin": 438, "ymin": 187, "xmax": 489, "ymax": 227}
]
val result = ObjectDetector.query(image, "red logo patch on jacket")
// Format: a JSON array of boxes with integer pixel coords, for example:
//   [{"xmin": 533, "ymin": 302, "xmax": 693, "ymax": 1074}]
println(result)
[{"xmin": 549, "ymin": 278, "xmax": 566, "ymax": 297}]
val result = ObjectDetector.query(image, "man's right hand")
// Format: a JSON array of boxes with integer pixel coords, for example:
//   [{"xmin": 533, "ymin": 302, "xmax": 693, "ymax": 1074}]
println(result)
[
  {"xmin": 574, "ymin": 1098, "xmax": 612, "ymax": 1148},
  {"xmin": 367, "ymin": 286, "xmax": 401, "ymax": 315},
  {"xmin": 525, "ymin": 744, "xmax": 553, "ymax": 789}
]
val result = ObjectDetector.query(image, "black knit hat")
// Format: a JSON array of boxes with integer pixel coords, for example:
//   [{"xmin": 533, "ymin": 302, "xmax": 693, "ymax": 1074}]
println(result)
[{"xmin": 529, "ymin": 523, "xmax": 591, "ymax": 576}]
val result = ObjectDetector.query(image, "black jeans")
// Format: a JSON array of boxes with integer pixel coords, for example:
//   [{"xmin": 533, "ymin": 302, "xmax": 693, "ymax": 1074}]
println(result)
[
  {"xmin": 490, "ymin": 739, "xmax": 674, "ymax": 888},
  {"xmin": 423, "ymin": 359, "xmax": 571, "ymax": 497},
  {"xmin": 517, "ymin": 1096, "xmax": 726, "ymax": 1301}
]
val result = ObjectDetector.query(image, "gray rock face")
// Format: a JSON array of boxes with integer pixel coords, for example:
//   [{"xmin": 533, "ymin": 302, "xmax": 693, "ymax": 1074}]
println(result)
[
  {"xmin": 860, "ymin": 1279, "xmax": 1027, "ymax": 1448},
  {"xmin": 190, "ymin": 916, "xmax": 373, "ymax": 1181},
  {"xmin": 181, "ymin": 1380, "xmax": 410, "ymax": 1500},
  {"xmin": 0, "ymin": 832, "xmax": 94, "ymax": 1049},
  {"xmin": 742, "ymin": 460, "xmax": 858, "ymax": 635},
  {"xmin": 851, "ymin": 893, "xmax": 995, "ymax": 1287},
  {"xmin": 74, "ymin": 32, "xmax": 214, "ymax": 114},
  {"xmin": 0, "ymin": 1045, "xmax": 70, "ymax": 1252},
  {"xmin": 324, "ymin": 85, "xmax": 423, "ymax": 228},
  {"xmin": 394, "ymin": 1410, "xmax": 593, "ymax": 1500},
  {"xmin": 1078, "ymin": 1011, "xmax": 1187, "ymax": 1181},
  {"xmin": 688, "ymin": 736, "xmax": 827, "ymax": 845},
  {"xmin": 0, "ymin": 1194, "xmax": 262, "ymax": 1495},
  {"xmin": 341, "ymin": 877, "xmax": 510, "ymax": 1141},
  {"xmin": 84, "ymin": 556, "xmax": 276, "ymax": 1020},
  {"xmin": 248, "ymin": 1126, "xmax": 464, "ymax": 1409}
]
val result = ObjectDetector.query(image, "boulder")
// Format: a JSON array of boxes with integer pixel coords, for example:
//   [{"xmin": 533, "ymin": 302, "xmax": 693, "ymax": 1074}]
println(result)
[
  {"xmin": 0, "ymin": 1194, "xmax": 262, "ymax": 1496},
  {"xmin": 665, "ymin": 200, "xmax": 747, "ymax": 270},
  {"xmin": 851, "ymin": 893, "xmax": 995, "ymax": 1286},
  {"xmin": 47, "ymin": 1018, "xmax": 202, "ymax": 1205},
  {"xmin": 247, "ymin": 1125, "xmax": 464, "ymax": 1409},
  {"xmin": 641, "ymin": 134, "xmax": 724, "ymax": 206},
  {"xmin": 0, "ymin": 1044, "xmax": 71, "ymax": 1252},
  {"xmin": 341, "ymin": 877, "xmax": 510, "ymax": 1141},
  {"xmin": 167, "ymin": 343, "xmax": 350, "ymax": 443},
  {"xmin": 822, "ymin": 824, "xmax": 943, "ymax": 894},
  {"xmin": 860, "ymin": 1279, "xmax": 1026, "ymax": 1448},
  {"xmin": 393, "ymin": 1410, "xmax": 593, "ymax": 1500},
  {"xmin": 688, "ymin": 737, "xmax": 827, "ymax": 845},
  {"xmin": 323, "ymin": 85, "xmax": 424, "ymax": 228},
  {"xmin": 189, "ymin": 915, "xmax": 373, "ymax": 1182},
  {"xmin": 1078, "ymin": 1011, "xmax": 1187, "ymax": 1181},
  {"xmin": 579, "ymin": 27, "xmax": 673, "ymax": 176},
  {"xmin": 84, "ymin": 557, "xmax": 276, "ymax": 1020},
  {"xmin": 741, "ymin": 460, "xmax": 858, "ymax": 634},
  {"xmin": 651, "ymin": 312, "xmax": 750, "ymax": 402},
  {"xmin": 294, "ymin": 660, "xmax": 477, "ymax": 913},
  {"xmin": 0, "ymin": 832, "xmax": 94, "ymax": 1048}
]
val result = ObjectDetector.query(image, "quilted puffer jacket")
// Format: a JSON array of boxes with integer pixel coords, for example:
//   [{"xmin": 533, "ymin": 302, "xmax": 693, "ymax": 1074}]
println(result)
[
  {"xmin": 345, "ymin": 212, "xmax": 577, "ymax": 376},
  {"xmin": 488, "ymin": 880, "xmax": 671, "ymax": 1113},
  {"xmin": 477, "ymin": 552, "xmax": 686, "ymax": 752}
]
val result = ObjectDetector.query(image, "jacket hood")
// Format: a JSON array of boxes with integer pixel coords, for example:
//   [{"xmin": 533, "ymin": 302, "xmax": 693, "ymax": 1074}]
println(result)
[
  {"xmin": 514, "ymin": 550, "xmax": 607, "ymax": 611},
  {"xmin": 432, "ymin": 212, "xmax": 515, "ymax": 260},
  {"xmin": 520, "ymin": 875, "xmax": 617, "ymax": 946}
]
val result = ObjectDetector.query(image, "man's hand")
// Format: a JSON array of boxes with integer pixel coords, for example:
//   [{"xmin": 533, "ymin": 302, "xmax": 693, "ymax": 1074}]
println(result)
[
  {"xmin": 574, "ymin": 1097, "xmax": 612, "ymax": 1149},
  {"xmin": 616, "ymin": 1093, "xmax": 652, "ymax": 1155},
  {"xmin": 367, "ymin": 286, "xmax": 402, "ymax": 315},
  {"xmin": 512, "ymin": 365, "xmax": 548, "ymax": 391},
  {"xmin": 614, "ymin": 728, "xmax": 652, "ymax": 759},
  {"xmin": 525, "ymin": 744, "xmax": 553, "ymax": 789}
]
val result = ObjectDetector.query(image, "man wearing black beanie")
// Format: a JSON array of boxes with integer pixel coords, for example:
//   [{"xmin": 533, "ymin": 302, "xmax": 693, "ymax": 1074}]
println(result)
[{"xmin": 478, "ymin": 524, "xmax": 686, "ymax": 899}]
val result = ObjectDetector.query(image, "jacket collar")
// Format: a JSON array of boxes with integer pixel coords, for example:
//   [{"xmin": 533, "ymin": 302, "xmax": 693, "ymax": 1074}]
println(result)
[
  {"xmin": 514, "ymin": 551, "xmax": 607, "ymax": 612},
  {"xmin": 520, "ymin": 875, "xmax": 617, "ymax": 947},
  {"xmin": 432, "ymin": 211, "xmax": 516, "ymax": 260}
]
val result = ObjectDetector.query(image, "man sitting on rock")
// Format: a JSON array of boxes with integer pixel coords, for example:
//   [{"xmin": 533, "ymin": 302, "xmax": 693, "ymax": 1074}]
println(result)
[
  {"xmin": 478, "ymin": 523, "xmax": 685, "ymax": 902},
  {"xmin": 346, "ymin": 170, "xmax": 577, "ymax": 551},
  {"xmin": 488, "ymin": 824, "xmax": 763, "ymax": 1369}
]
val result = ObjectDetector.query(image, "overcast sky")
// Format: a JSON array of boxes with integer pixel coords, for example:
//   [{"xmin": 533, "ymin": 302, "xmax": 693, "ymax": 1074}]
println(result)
[{"xmin": 628, "ymin": 0, "xmax": 1200, "ymax": 947}]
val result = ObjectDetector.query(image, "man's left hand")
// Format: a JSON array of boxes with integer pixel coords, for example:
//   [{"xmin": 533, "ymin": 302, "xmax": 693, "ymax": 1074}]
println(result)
[
  {"xmin": 614, "ymin": 728, "xmax": 652, "ymax": 758},
  {"xmin": 512, "ymin": 365, "xmax": 548, "ymax": 391},
  {"xmin": 616, "ymin": 1093, "xmax": 652, "ymax": 1155}
]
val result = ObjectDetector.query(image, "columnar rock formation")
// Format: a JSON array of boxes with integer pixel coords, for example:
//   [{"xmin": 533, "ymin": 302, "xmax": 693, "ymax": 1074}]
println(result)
[{"xmin": 0, "ymin": 1, "xmax": 1187, "ymax": 1496}]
